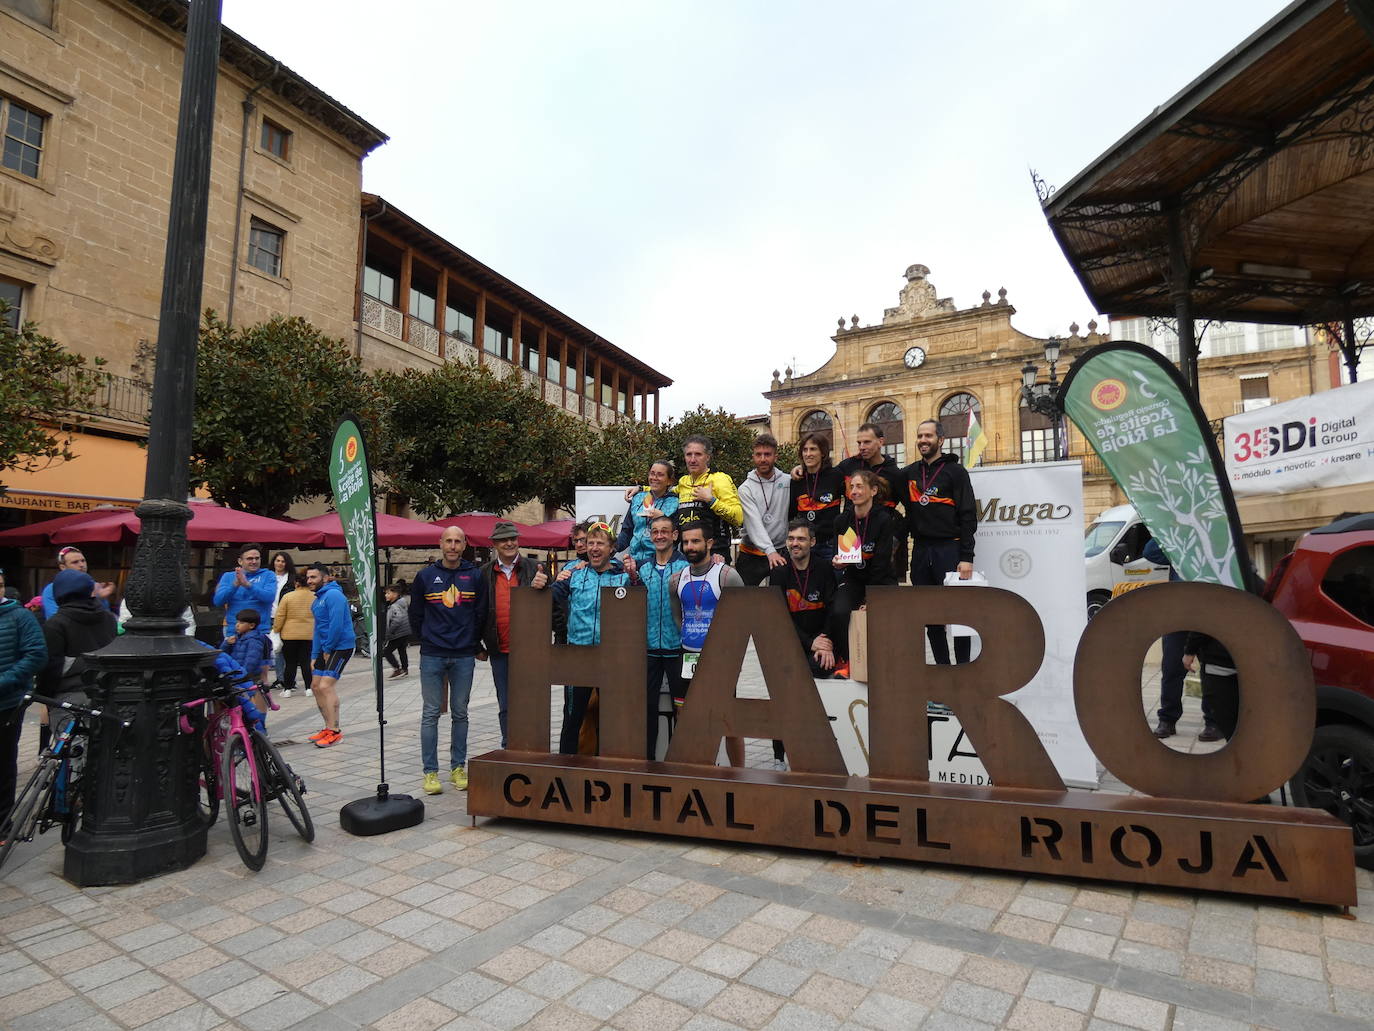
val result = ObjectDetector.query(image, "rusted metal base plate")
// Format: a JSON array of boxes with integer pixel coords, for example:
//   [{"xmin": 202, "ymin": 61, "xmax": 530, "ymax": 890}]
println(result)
[{"xmin": 468, "ymin": 753, "xmax": 1357, "ymax": 907}]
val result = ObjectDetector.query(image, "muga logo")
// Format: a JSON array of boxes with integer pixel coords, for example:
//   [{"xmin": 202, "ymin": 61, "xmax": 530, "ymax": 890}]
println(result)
[
  {"xmin": 1091, "ymin": 379, "xmax": 1127, "ymax": 411},
  {"xmin": 345, "ymin": 436, "xmax": 359, "ymax": 463}
]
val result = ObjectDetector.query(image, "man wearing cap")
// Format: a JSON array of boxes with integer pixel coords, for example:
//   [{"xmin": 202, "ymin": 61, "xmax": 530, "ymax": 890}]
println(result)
[
  {"xmin": 40, "ymin": 548, "xmax": 114, "ymax": 619},
  {"xmin": 211, "ymin": 544, "xmax": 277, "ymax": 639},
  {"xmin": 477, "ymin": 521, "xmax": 549, "ymax": 750}
]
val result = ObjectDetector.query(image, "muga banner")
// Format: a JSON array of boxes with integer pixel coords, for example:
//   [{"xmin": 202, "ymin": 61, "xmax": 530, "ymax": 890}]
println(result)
[
  {"xmin": 1224, "ymin": 378, "xmax": 1374, "ymax": 496},
  {"xmin": 329, "ymin": 416, "xmax": 381, "ymax": 679},
  {"xmin": 1059, "ymin": 342, "xmax": 1255, "ymax": 591}
]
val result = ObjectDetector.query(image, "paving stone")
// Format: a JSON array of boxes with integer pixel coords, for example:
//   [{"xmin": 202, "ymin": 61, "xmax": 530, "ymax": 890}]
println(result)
[
  {"xmin": 238, "ymin": 992, "xmax": 324, "ymax": 1031},
  {"xmin": 565, "ymin": 976, "xmax": 641, "ymax": 1020},
  {"xmin": 1252, "ymin": 969, "xmax": 1333, "ymax": 1010},
  {"xmin": 608, "ymin": 951, "xmax": 679, "ymax": 991},
  {"xmin": 1092, "ymin": 988, "xmax": 1171, "ymax": 1031},
  {"xmin": 468, "ymin": 986, "xmax": 546, "ymax": 1031},
  {"xmin": 517, "ymin": 960, "xmax": 591, "ymax": 1000},
  {"xmin": 371, "ymin": 997, "xmax": 456, "ymax": 1031},
  {"xmin": 1170, "ymin": 1009, "xmax": 1252, "ymax": 1031},
  {"xmin": 1006, "ymin": 996, "xmax": 1089, "ymax": 1031},
  {"xmin": 609, "ymin": 993, "xmax": 695, "ymax": 1031},
  {"xmin": 759, "ymin": 1002, "xmax": 842, "ymax": 1031},
  {"xmin": 427, "ymin": 971, "xmax": 504, "ymax": 1012},
  {"xmin": 691, "ymin": 942, "xmax": 759, "ymax": 979},
  {"xmin": 941, "ymin": 980, "xmax": 1015, "ymax": 1024}
]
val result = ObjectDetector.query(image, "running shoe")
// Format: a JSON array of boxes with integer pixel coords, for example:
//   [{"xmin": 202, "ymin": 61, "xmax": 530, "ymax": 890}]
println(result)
[
  {"xmin": 423, "ymin": 772, "xmax": 442, "ymax": 795},
  {"xmin": 307, "ymin": 728, "xmax": 329, "ymax": 741},
  {"xmin": 450, "ymin": 764, "xmax": 468, "ymax": 790},
  {"xmin": 313, "ymin": 729, "xmax": 342, "ymax": 748}
]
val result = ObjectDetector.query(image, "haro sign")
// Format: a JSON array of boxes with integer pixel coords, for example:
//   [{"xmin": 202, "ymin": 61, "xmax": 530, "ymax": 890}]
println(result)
[{"xmin": 468, "ymin": 582, "xmax": 1357, "ymax": 907}]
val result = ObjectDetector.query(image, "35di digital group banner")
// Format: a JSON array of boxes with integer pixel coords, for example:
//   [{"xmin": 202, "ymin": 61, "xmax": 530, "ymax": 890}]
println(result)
[
  {"xmin": 1059, "ymin": 342, "xmax": 1254, "ymax": 591},
  {"xmin": 329, "ymin": 417, "xmax": 381, "ymax": 677},
  {"xmin": 1224, "ymin": 378, "xmax": 1374, "ymax": 496}
]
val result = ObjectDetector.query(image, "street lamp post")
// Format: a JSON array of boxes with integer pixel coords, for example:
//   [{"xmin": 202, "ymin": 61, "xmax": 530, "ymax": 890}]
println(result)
[
  {"xmin": 1021, "ymin": 336, "xmax": 1066, "ymax": 461},
  {"xmin": 64, "ymin": 0, "xmax": 224, "ymax": 886}
]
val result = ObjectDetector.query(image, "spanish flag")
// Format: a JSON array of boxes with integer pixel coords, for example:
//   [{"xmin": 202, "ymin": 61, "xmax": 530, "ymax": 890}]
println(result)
[{"xmin": 966, "ymin": 409, "xmax": 988, "ymax": 467}]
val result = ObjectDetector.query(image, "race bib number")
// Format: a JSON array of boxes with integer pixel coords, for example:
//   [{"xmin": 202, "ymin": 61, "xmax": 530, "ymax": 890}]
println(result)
[{"xmin": 681, "ymin": 651, "xmax": 700, "ymax": 680}]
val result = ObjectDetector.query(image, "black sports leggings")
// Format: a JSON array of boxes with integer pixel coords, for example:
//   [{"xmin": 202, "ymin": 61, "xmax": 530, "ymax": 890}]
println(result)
[{"xmin": 281, "ymin": 639, "xmax": 313, "ymax": 690}]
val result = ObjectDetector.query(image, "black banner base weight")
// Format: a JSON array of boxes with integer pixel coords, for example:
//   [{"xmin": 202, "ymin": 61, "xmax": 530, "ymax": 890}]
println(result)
[{"xmin": 340, "ymin": 791, "xmax": 424, "ymax": 836}]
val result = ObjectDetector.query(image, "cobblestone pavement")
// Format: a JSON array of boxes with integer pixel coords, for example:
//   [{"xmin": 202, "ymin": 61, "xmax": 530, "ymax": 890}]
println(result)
[{"xmin": 2, "ymin": 648, "xmax": 1372, "ymax": 1031}]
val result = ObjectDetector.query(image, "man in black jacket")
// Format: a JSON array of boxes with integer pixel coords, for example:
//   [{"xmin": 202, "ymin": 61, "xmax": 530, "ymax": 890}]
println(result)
[
  {"xmin": 901, "ymin": 419, "xmax": 978, "ymax": 664},
  {"xmin": 477, "ymin": 521, "xmax": 549, "ymax": 749},
  {"xmin": 38, "ymin": 570, "xmax": 117, "ymax": 700}
]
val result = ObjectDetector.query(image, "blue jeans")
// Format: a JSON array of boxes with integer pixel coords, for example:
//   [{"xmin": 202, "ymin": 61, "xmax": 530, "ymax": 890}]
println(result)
[
  {"xmin": 490, "ymin": 651, "xmax": 509, "ymax": 749},
  {"xmin": 420, "ymin": 652, "xmax": 475, "ymax": 774}
]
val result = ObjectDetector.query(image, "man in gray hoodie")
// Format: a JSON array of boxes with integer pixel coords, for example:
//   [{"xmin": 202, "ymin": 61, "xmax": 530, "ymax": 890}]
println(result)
[{"xmin": 736, "ymin": 432, "xmax": 792, "ymax": 587}]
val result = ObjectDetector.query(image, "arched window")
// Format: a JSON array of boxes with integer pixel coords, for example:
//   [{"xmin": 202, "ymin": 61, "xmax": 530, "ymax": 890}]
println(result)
[
  {"xmin": 938, "ymin": 393, "xmax": 981, "ymax": 463},
  {"xmin": 867, "ymin": 401, "xmax": 905, "ymax": 465},
  {"xmin": 798, "ymin": 409, "xmax": 833, "ymax": 438}
]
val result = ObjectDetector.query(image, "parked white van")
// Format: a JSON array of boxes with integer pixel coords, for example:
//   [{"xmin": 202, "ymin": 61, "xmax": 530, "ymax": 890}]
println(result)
[{"xmin": 1083, "ymin": 503, "xmax": 1169, "ymax": 618}]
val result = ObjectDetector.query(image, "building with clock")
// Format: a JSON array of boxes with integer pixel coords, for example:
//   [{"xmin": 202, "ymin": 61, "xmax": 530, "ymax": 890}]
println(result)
[
  {"xmin": 763, "ymin": 263, "xmax": 1355, "ymax": 571},
  {"xmin": 763, "ymin": 264, "xmax": 1122, "ymax": 514}
]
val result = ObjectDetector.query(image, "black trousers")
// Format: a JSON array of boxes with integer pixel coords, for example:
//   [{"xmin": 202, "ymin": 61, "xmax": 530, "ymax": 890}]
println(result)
[
  {"xmin": 559, "ymin": 686, "xmax": 593, "ymax": 755},
  {"xmin": 280, "ymin": 639, "xmax": 313, "ymax": 690},
  {"xmin": 0, "ymin": 705, "xmax": 25, "ymax": 830},
  {"xmin": 735, "ymin": 551, "xmax": 773, "ymax": 587},
  {"xmin": 384, "ymin": 634, "xmax": 410, "ymax": 672},
  {"xmin": 1156, "ymin": 630, "xmax": 1213, "ymax": 725},
  {"xmin": 910, "ymin": 539, "xmax": 970, "ymax": 664},
  {"xmin": 647, "ymin": 651, "xmax": 683, "ymax": 759},
  {"xmin": 1201, "ymin": 670, "xmax": 1239, "ymax": 740}
]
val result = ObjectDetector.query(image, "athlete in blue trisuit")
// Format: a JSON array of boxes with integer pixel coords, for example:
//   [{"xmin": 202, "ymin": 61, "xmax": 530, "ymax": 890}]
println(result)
[{"xmin": 668, "ymin": 525, "xmax": 746, "ymax": 767}]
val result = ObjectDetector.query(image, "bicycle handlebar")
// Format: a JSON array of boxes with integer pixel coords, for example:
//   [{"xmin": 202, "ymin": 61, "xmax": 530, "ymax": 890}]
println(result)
[{"xmin": 22, "ymin": 693, "xmax": 133, "ymax": 729}]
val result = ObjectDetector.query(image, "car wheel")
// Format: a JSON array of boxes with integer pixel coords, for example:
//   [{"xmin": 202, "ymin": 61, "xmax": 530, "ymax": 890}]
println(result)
[
  {"xmin": 1289, "ymin": 723, "xmax": 1374, "ymax": 871},
  {"xmin": 1086, "ymin": 590, "xmax": 1111, "ymax": 621}
]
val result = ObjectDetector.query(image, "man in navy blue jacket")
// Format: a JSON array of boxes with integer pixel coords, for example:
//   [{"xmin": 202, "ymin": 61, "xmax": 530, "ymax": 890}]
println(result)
[
  {"xmin": 306, "ymin": 563, "xmax": 354, "ymax": 748},
  {"xmin": 410, "ymin": 526, "xmax": 488, "ymax": 795}
]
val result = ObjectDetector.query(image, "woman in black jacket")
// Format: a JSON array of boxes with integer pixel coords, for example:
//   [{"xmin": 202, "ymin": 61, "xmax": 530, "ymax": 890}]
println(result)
[{"xmin": 829, "ymin": 469, "xmax": 898, "ymax": 673}]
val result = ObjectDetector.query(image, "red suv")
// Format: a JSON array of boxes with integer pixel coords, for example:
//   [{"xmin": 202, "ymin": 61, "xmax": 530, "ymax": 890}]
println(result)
[{"xmin": 1264, "ymin": 513, "xmax": 1374, "ymax": 868}]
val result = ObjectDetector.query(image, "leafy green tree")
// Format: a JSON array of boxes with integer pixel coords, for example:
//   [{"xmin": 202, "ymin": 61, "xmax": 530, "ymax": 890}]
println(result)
[
  {"xmin": 382, "ymin": 360, "xmax": 592, "ymax": 518},
  {"xmin": 0, "ymin": 304, "xmax": 105, "ymax": 497},
  {"xmin": 190, "ymin": 313, "xmax": 387, "ymax": 516}
]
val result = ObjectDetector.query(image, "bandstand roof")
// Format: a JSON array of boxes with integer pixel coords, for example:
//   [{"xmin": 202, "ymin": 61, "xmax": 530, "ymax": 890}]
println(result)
[{"xmin": 1042, "ymin": 0, "xmax": 1374, "ymax": 326}]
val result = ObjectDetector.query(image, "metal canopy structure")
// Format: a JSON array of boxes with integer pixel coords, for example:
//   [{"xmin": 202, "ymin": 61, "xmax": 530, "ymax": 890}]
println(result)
[{"xmin": 1041, "ymin": 0, "xmax": 1374, "ymax": 385}]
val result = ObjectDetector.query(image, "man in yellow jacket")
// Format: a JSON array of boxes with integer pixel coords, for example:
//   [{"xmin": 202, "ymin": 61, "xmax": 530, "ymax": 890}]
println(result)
[{"xmin": 674, "ymin": 435, "xmax": 743, "ymax": 564}]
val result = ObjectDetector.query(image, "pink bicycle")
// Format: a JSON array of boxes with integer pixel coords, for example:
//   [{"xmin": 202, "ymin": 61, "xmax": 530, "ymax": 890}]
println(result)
[{"xmin": 180, "ymin": 669, "xmax": 314, "ymax": 870}]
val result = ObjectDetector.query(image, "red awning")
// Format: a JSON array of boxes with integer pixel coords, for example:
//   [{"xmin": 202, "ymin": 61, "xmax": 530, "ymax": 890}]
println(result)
[
  {"xmin": 37, "ymin": 500, "xmax": 326, "ymax": 546},
  {"xmin": 521, "ymin": 519, "xmax": 576, "ymax": 549},
  {"xmin": 292, "ymin": 511, "xmax": 444, "ymax": 548}
]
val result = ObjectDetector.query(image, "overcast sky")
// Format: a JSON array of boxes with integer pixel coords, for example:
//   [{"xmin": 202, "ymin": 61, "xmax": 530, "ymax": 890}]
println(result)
[{"xmin": 221, "ymin": 0, "xmax": 1291, "ymax": 418}]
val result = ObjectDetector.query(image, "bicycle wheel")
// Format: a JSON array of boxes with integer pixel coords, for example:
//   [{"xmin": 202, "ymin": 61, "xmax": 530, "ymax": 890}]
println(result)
[
  {"xmin": 252, "ymin": 730, "xmax": 314, "ymax": 843},
  {"xmin": 0, "ymin": 761, "xmax": 58, "ymax": 871},
  {"xmin": 221, "ymin": 731, "xmax": 268, "ymax": 871}
]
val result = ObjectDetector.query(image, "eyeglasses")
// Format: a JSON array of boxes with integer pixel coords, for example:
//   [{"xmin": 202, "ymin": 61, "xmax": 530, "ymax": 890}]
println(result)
[{"xmin": 586, "ymin": 522, "xmax": 612, "ymax": 536}]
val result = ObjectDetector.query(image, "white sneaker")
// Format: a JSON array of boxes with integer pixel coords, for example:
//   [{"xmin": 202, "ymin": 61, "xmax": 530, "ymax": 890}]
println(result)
[
  {"xmin": 305, "ymin": 688, "xmax": 313, "ymax": 697},
  {"xmin": 280, "ymin": 689, "xmax": 293, "ymax": 699}
]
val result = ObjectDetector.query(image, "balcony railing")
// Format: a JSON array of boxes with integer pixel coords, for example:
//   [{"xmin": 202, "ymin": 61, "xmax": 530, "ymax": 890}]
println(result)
[
  {"xmin": 407, "ymin": 317, "xmax": 440, "ymax": 356},
  {"xmin": 60, "ymin": 369, "xmax": 152, "ymax": 425},
  {"xmin": 361, "ymin": 296, "xmax": 403, "ymax": 339}
]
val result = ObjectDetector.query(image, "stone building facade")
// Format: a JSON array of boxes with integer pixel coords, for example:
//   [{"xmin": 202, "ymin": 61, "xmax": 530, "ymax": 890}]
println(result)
[
  {"xmin": 764, "ymin": 264, "xmax": 1122, "ymax": 516},
  {"xmin": 764, "ymin": 264, "xmax": 1357, "ymax": 561},
  {"xmin": 0, "ymin": 0, "xmax": 385, "ymax": 372}
]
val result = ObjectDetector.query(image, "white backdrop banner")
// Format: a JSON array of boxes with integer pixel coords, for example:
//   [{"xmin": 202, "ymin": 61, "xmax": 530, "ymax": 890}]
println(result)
[
  {"xmin": 966, "ymin": 461, "xmax": 1095, "ymax": 786},
  {"xmin": 1225, "ymin": 379, "xmax": 1374, "ymax": 496},
  {"xmin": 575, "ymin": 485, "xmax": 636, "ymax": 541},
  {"xmin": 813, "ymin": 463, "xmax": 1096, "ymax": 787}
]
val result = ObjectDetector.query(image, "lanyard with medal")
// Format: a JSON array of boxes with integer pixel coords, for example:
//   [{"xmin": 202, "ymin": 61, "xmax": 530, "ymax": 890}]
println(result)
[{"xmin": 916, "ymin": 459, "xmax": 941, "ymax": 507}]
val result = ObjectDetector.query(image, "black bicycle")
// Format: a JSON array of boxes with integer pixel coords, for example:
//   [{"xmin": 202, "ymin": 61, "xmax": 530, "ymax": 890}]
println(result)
[{"xmin": 0, "ymin": 693, "xmax": 133, "ymax": 872}]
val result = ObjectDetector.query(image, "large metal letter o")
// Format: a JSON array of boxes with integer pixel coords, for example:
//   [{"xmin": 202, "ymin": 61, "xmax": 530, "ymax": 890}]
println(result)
[{"xmin": 1074, "ymin": 582, "xmax": 1313, "ymax": 803}]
